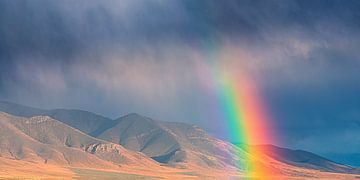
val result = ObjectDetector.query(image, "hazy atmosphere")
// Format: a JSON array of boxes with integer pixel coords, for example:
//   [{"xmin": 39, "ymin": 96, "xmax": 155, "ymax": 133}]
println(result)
[{"xmin": 0, "ymin": 0, "xmax": 359, "ymax": 167}]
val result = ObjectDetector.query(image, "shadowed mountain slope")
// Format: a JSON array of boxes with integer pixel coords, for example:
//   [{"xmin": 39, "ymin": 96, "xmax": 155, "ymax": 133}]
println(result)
[{"xmin": 96, "ymin": 114, "xmax": 182, "ymax": 162}]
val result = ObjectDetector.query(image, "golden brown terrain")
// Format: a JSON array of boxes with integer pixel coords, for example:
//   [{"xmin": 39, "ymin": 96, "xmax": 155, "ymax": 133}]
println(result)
[{"xmin": 0, "ymin": 156, "xmax": 359, "ymax": 180}]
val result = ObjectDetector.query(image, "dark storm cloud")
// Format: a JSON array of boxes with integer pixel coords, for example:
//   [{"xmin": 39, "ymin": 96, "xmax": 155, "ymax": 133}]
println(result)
[
  {"xmin": 1, "ymin": 0, "xmax": 358, "ymax": 56},
  {"xmin": 0, "ymin": 0, "xmax": 360, "ymax": 166}
]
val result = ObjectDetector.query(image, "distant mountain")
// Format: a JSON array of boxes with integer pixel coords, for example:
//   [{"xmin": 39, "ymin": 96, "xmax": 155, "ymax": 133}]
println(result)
[
  {"xmin": 257, "ymin": 145, "xmax": 360, "ymax": 174},
  {"xmin": 0, "ymin": 101, "xmax": 112, "ymax": 134},
  {"xmin": 0, "ymin": 112, "xmax": 158, "ymax": 168}
]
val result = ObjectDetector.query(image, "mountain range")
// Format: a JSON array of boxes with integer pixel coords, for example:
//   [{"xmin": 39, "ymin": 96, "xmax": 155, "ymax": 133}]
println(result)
[{"xmin": 0, "ymin": 101, "xmax": 359, "ymax": 179}]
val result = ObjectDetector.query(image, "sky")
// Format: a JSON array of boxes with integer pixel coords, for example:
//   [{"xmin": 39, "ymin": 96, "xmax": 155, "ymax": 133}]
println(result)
[{"xmin": 0, "ymin": 0, "xmax": 359, "ymax": 166}]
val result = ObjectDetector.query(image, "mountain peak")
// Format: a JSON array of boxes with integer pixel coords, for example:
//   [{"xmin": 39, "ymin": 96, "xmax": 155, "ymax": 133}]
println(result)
[
  {"xmin": 117, "ymin": 113, "xmax": 155, "ymax": 124},
  {"xmin": 121, "ymin": 113, "xmax": 143, "ymax": 119}
]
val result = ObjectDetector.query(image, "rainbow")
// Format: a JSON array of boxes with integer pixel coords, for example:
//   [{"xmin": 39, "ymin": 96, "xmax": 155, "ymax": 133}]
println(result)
[
  {"xmin": 219, "ymin": 73, "xmax": 277, "ymax": 178},
  {"xmin": 195, "ymin": 41, "xmax": 278, "ymax": 178}
]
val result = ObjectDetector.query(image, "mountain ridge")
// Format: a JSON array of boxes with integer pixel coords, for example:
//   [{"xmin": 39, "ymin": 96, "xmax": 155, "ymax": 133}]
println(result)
[
  {"xmin": 0, "ymin": 101, "xmax": 359, "ymax": 178},
  {"xmin": 256, "ymin": 145, "xmax": 359, "ymax": 174},
  {"xmin": 0, "ymin": 101, "xmax": 113, "ymax": 134}
]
